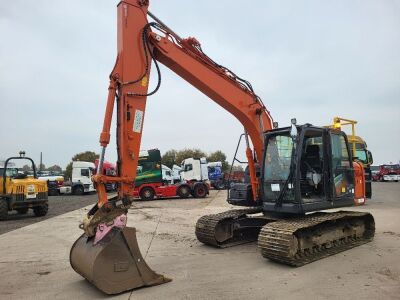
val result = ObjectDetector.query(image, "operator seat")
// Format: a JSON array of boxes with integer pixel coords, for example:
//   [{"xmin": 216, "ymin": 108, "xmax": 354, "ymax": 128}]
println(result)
[
  {"xmin": 304, "ymin": 144, "xmax": 322, "ymax": 173},
  {"xmin": 301, "ymin": 144, "xmax": 323, "ymax": 197},
  {"xmin": 305, "ymin": 145, "xmax": 322, "ymax": 169}
]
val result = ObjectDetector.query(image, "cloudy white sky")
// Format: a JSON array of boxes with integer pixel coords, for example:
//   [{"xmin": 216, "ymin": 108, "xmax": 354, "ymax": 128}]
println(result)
[{"xmin": 1, "ymin": 0, "xmax": 399, "ymax": 168}]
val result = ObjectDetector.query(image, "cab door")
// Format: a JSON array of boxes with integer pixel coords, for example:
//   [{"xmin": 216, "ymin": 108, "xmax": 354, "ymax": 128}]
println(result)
[{"xmin": 329, "ymin": 132, "xmax": 355, "ymax": 204}]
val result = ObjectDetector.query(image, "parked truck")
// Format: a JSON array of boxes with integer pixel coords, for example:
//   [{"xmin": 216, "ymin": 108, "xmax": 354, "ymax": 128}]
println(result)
[
  {"xmin": 134, "ymin": 149, "xmax": 209, "ymax": 200},
  {"xmin": 171, "ymin": 164, "xmax": 182, "ymax": 183},
  {"xmin": 95, "ymin": 160, "xmax": 117, "ymax": 192},
  {"xmin": 207, "ymin": 161, "xmax": 247, "ymax": 190},
  {"xmin": 59, "ymin": 161, "xmax": 96, "ymax": 195},
  {"xmin": 207, "ymin": 161, "xmax": 224, "ymax": 189},
  {"xmin": 37, "ymin": 173, "xmax": 64, "ymax": 196},
  {"xmin": 161, "ymin": 164, "xmax": 173, "ymax": 184},
  {"xmin": 372, "ymin": 164, "xmax": 400, "ymax": 182}
]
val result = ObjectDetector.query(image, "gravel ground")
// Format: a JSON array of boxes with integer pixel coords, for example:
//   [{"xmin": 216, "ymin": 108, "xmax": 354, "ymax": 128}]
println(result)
[
  {"xmin": 0, "ymin": 193, "xmax": 98, "ymax": 235},
  {"xmin": 0, "ymin": 191, "xmax": 211, "ymax": 236},
  {"xmin": 0, "ymin": 183, "xmax": 399, "ymax": 299}
]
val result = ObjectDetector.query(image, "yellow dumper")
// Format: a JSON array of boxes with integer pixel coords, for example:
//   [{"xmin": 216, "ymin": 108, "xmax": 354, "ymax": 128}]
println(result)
[{"xmin": 0, "ymin": 152, "xmax": 48, "ymax": 219}]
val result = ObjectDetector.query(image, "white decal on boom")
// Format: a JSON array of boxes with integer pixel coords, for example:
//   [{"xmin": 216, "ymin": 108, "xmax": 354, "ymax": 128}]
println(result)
[{"xmin": 133, "ymin": 110, "xmax": 143, "ymax": 133}]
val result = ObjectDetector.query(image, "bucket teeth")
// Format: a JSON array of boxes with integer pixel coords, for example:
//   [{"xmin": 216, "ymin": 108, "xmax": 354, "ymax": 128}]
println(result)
[{"xmin": 70, "ymin": 226, "xmax": 171, "ymax": 295}]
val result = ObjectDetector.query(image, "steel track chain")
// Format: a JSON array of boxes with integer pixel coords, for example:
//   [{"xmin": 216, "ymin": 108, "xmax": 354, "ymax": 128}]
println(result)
[
  {"xmin": 258, "ymin": 211, "xmax": 375, "ymax": 266},
  {"xmin": 195, "ymin": 208, "xmax": 263, "ymax": 247}
]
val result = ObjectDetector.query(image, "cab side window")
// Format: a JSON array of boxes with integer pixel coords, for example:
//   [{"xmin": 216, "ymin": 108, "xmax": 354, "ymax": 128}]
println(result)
[
  {"xmin": 331, "ymin": 134, "xmax": 350, "ymax": 168},
  {"xmin": 330, "ymin": 133, "xmax": 353, "ymax": 197}
]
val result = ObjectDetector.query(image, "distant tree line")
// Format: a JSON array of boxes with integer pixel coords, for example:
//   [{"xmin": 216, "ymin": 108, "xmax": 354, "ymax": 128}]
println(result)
[
  {"xmin": 161, "ymin": 149, "xmax": 232, "ymax": 171},
  {"xmin": 22, "ymin": 163, "xmax": 62, "ymax": 173}
]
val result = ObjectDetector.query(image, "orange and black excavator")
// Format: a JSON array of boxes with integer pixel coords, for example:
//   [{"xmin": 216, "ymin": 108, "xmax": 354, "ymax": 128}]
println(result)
[{"xmin": 70, "ymin": 1, "xmax": 375, "ymax": 295}]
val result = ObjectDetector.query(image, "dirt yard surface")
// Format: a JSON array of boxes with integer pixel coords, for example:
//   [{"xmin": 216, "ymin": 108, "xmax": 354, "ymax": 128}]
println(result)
[
  {"xmin": 0, "ymin": 182, "xmax": 399, "ymax": 299},
  {"xmin": 0, "ymin": 194, "xmax": 98, "ymax": 235}
]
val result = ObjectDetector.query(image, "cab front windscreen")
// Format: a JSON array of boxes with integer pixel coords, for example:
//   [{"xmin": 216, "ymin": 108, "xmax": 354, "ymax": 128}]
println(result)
[{"xmin": 264, "ymin": 134, "xmax": 293, "ymax": 181}]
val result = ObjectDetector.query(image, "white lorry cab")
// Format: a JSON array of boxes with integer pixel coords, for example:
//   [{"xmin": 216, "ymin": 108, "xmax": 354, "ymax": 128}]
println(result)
[
  {"xmin": 161, "ymin": 165, "xmax": 173, "ymax": 184},
  {"xmin": 180, "ymin": 157, "xmax": 209, "ymax": 182},
  {"xmin": 59, "ymin": 161, "xmax": 96, "ymax": 195},
  {"xmin": 172, "ymin": 164, "xmax": 182, "ymax": 183}
]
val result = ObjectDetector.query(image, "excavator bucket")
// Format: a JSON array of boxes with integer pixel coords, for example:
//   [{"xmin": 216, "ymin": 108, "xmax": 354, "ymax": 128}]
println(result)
[{"xmin": 70, "ymin": 226, "xmax": 171, "ymax": 295}]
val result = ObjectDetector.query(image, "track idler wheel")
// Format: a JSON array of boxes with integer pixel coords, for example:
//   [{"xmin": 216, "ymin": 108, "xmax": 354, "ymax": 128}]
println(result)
[{"xmin": 70, "ymin": 226, "xmax": 171, "ymax": 295}]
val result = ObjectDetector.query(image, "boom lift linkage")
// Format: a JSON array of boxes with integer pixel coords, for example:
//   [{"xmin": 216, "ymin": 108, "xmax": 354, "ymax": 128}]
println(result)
[{"xmin": 70, "ymin": 1, "xmax": 375, "ymax": 295}]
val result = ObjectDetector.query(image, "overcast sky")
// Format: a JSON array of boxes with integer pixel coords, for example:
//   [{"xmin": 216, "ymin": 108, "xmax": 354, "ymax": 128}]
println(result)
[{"xmin": 1, "ymin": 0, "xmax": 399, "ymax": 168}]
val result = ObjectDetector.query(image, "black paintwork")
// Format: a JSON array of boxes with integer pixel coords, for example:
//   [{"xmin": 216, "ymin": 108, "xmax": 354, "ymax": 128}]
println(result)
[{"xmin": 227, "ymin": 125, "xmax": 359, "ymax": 215}]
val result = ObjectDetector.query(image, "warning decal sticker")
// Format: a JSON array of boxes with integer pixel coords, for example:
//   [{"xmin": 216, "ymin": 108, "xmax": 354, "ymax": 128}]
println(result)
[{"xmin": 133, "ymin": 109, "xmax": 144, "ymax": 133}]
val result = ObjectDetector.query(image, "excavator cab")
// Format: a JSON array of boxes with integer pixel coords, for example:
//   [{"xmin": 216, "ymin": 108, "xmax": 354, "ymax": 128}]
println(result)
[
  {"xmin": 262, "ymin": 124, "xmax": 362, "ymax": 214},
  {"xmin": 227, "ymin": 124, "xmax": 362, "ymax": 211}
]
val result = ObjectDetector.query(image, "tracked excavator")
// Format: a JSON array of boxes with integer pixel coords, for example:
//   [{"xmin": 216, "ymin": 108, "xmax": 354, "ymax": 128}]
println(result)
[{"xmin": 70, "ymin": 0, "xmax": 375, "ymax": 295}]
